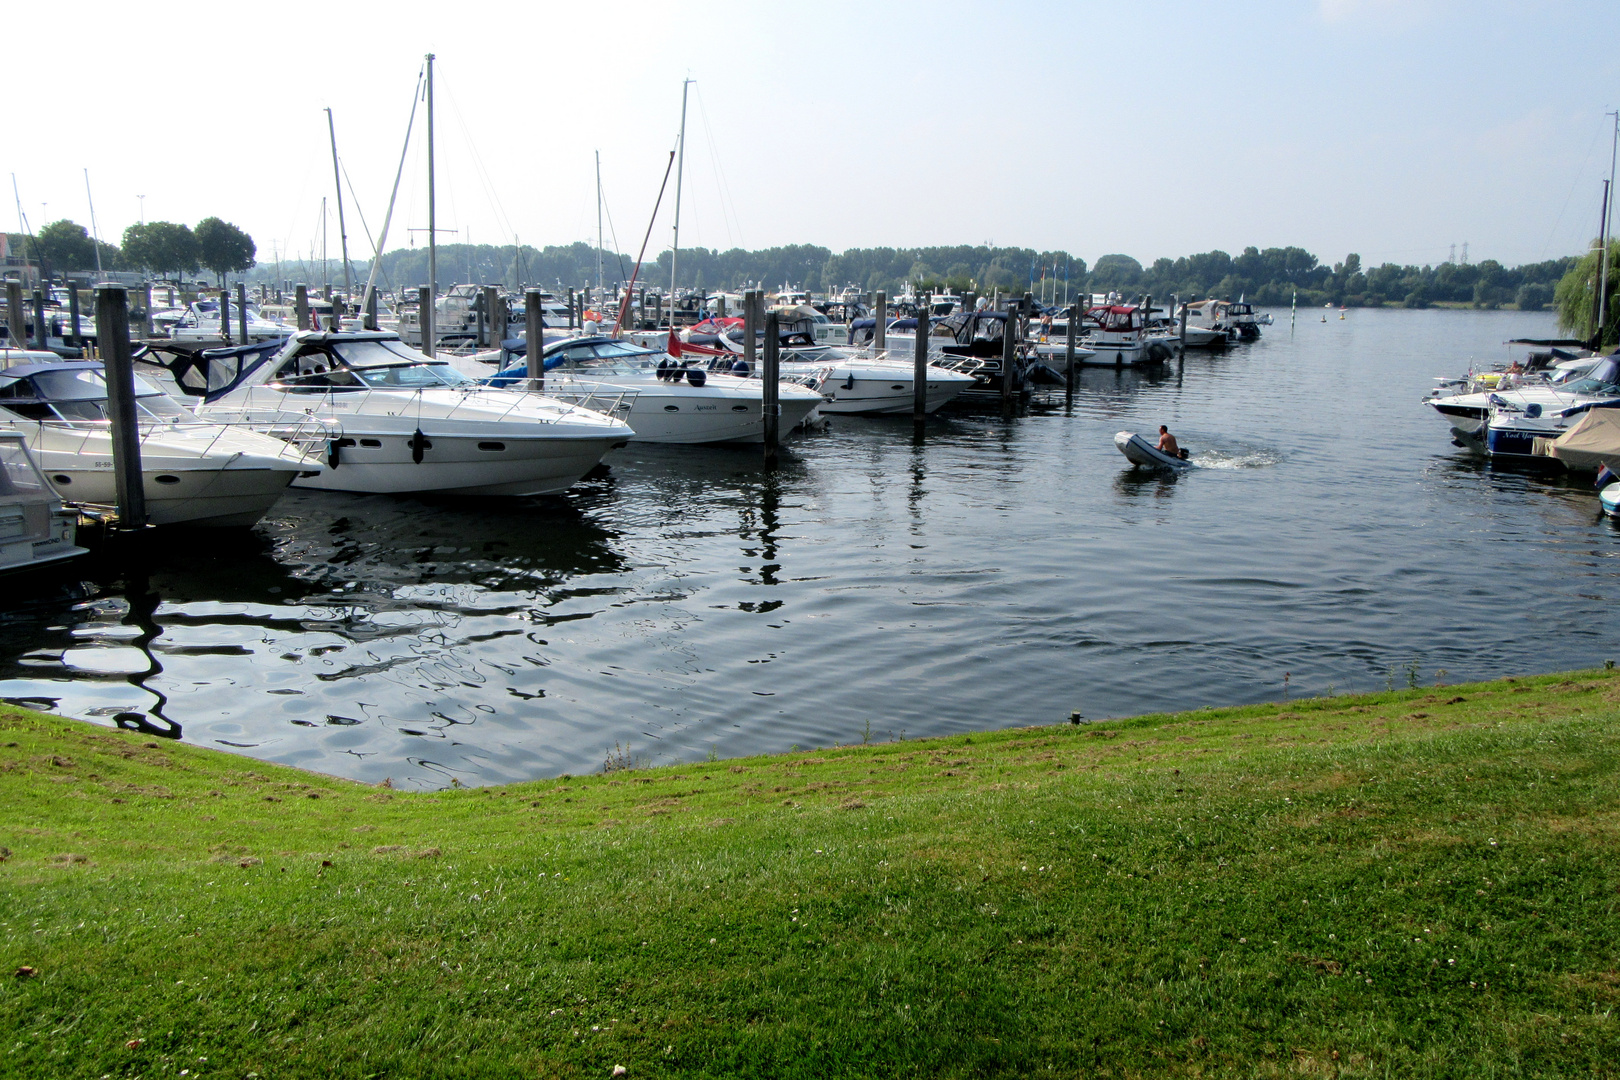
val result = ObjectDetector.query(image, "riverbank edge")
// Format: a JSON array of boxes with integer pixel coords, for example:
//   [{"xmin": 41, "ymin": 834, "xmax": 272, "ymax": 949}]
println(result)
[{"xmin": 1, "ymin": 665, "xmax": 1614, "ymax": 796}]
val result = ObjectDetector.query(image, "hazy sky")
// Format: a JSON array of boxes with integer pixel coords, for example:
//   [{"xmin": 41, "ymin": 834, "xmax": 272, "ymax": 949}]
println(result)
[{"xmin": 8, "ymin": 0, "xmax": 1620, "ymax": 275}]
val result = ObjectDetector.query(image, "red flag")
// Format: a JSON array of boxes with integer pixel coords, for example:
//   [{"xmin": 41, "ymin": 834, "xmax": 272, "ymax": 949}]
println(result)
[{"xmin": 667, "ymin": 329, "xmax": 683, "ymax": 359}]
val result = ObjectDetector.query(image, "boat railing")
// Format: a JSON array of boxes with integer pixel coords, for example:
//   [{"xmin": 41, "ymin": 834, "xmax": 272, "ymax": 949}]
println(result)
[
  {"xmin": 191, "ymin": 404, "xmax": 338, "ymax": 459},
  {"xmin": 533, "ymin": 385, "xmax": 640, "ymax": 423},
  {"xmin": 0, "ymin": 414, "xmax": 322, "ymax": 465}
]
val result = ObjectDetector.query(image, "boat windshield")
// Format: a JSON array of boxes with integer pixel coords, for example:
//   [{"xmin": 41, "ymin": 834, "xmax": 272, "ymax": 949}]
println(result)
[
  {"xmin": 351, "ymin": 363, "xmax": 474, "ymax": 389},
  {"xmin": 0, "ymin": 368, "xmax": 193, "ymax": 423},
  {"xmin": 1561, "ymin": 359, "xmax": 1620, "ymax": 395}
]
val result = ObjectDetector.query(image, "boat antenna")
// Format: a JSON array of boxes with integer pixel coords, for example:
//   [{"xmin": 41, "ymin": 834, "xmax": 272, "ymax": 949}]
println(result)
[
  {"xmin": 596, "ymin": 150, "xmax": 604, "ymax": 294},
  {"xmin": 83, "ymin": 169, "xmax": 103, "ymax": 276},
  {"xmin": 359, "ymin": 62, "xmax": 425, "ymax": 322},
  {"xmin": 668, "ymin": 78, "xmax": 691, "ymax": 329},
  {"xmin": 613, "ymin": 150, "xmax": 677, "ymax": 337},
  {"xmin": 326, "ymin": 107, "xmax": 354, "ymax": 308}
]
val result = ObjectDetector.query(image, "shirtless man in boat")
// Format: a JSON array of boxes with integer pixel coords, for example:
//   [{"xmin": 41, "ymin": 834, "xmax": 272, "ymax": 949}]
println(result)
[{"xmin": 1157, "ymin": 426, "xmax": 1180, "ymax": 456}]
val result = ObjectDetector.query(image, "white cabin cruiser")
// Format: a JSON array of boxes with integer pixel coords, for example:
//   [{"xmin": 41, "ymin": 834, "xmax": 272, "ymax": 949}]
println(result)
[
  {"xmin": 168, "ymin": 300, "xmax": 295, "ymax": 342},
  {"xmin": 484, "ymin": 335, "xmax": 825, "ymax": 444},
  {"xmin": 707, "ymin": 322, "xmax": 979, "ymax": 414},
  {"xmin": 0, "ymin": 433, "xmax": 86, "ymax": 573},
  {"xmin": 1426, "ymin": 352, "xmax": 1620, "ymax": 449},
  {"xmin": 170, "ymin": 331, "xmax": 631, "ymax": 497},
  {"xmin": 0, "ymin": 351, "xmax": 319, "ymax": 526},
  {"xmin": 1080, "ymin": 305, "xmax": 1171, "ymax": 367}
]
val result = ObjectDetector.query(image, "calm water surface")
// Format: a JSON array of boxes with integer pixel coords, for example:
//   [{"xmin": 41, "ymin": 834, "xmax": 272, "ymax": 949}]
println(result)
[{"xmin": 4, "ymin": 308, "xmax": 1612, "ymax": 787}]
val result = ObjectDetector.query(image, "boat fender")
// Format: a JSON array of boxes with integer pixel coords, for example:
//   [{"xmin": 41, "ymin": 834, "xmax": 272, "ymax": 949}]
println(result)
[
  {"xmin": 686, "ymin": 368, "xmax": 706, "ymax": 387},
  {"xmin": 842, "ymin": 373, "xmax": 856, "ymax": 390},
  {"xmin": 327, "ymin": 439, "xmax": 341, "ymax": 470},
  {"xmin": 1524, "ymin": 403, "xmax": 1542, "ymax": 418},
  {"xmin": 410, "ymin": 428, "xmax": 427, "ymax": 464}
]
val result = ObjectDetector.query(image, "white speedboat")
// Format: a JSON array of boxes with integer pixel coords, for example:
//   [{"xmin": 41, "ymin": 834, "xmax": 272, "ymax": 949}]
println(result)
[
  {"xmin": 178, "ymin": 331, "xmax": 631, "ymax": 497},
  {"xmin": 1115, "ymin": 431, "xmax": 1194, "ymax": 470},
  {"xmin": 168, "ymin": 301, "xmax": 295, "ymax": 342},
  {"xmin": 0, "ymin": 351, "xmax": 320, "ymax": 526},
  {"xmin": 0, "ymin": 432, "xmax": 86, "ymax": 573},
  {"xmin": 1082, "ymin": 306, "xmax": 1172, "ymax": 367},
  {"xmin": 483, "ymin": 335, "xmax": 825, "ymax": 444},
  {"xmin": 1427, "ymin": 354, "xmax": 1620, "ymax": 450}
]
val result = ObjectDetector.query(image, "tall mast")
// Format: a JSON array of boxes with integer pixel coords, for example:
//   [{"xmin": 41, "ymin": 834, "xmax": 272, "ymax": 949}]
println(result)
[
  {"xmin": 83, "ymin": 169, "xmax": 103, "ymax": 276},
  {"xmin": 321, "ymin": 196, "xmax": 328, "ymax": 295},
  {"xmin": 596, "ymin": 150, "xmax": 604, "ymax": 293},
  {"xmin": 326, "ymin": 107, "xmax": 353, "ymax": 304},
  {"xmin": 426, "ymin": 52, "xmax": 437, "ymax": 308},
  {"xmin": 1601, "ymin": 110, "xmax": 1618, "ymax": 344},
  {"xmin": 669, "ymin": 78, "xmax": 691, "ymax": 328}
]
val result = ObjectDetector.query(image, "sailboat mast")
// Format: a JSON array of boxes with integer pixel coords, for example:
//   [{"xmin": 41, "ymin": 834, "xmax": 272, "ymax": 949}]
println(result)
[
  {"xmin": 326, "ymin": 107, "xmax": 353, "ymax": 306},
  {"xmin": 1601, "ymin": 110, "xmax": 1618, "ymax": 343},
  {"xmin": 596, "ymin": 150, "xmax": 604, "ymax": 293},
  {"xmin": 359, "ymin": 63, "xmax": 425, "ymax": 320},
  {"xmin": 668, "ymin": 78, "xmax": 691, "ymax": 328},
  {"xmin": 321, "ymin": 196, "xmax": 328, "ymax": 295},
  {"xmin": 426, "ymin": 52, "xmax": 438, "ymax": 311},
  {"xmin": 83, "ymin": 169, "xmax": 103, "ymax": 276}
]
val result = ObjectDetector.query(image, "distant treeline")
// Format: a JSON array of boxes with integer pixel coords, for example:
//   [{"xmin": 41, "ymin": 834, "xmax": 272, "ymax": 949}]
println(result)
[
  {"xmin": 9, "ymin": 224, "xmax": 1581, "ymax": 311},
  {"xmin": 339, "ymin": 242, "xmax": 1576, "ymax": 311}
]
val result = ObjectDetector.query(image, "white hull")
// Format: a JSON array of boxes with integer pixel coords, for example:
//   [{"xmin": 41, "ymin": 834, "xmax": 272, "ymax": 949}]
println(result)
[
  {"xmin": 782, "ymin": 360, "xmax": 976, "ymax": 415},
  {"xmin": 2, "ymin": 423, "xmax": 312, "ymax": 527},
  {"xmin": 544, "ymin": 372, "xmax": 823, "ymax": 444},
  {"xmin": 296, "ymin": 432, "xmax": 621, "ymax": 496}
]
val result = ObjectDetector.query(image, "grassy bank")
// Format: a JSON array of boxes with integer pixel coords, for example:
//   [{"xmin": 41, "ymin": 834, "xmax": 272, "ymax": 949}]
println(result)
[{"xmin": 2, "ymin": 672, "xmax": 1619, "ymax": 1078}]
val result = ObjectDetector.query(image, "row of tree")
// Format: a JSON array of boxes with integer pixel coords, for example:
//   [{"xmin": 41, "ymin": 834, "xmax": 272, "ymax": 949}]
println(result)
[
  {"xmin": 354, "ymin": 241, "xmax": 1576, "ymax": 313},
  {"xmin": 5, "ymin": 218, "xmax": 257, "ymax": 284}
]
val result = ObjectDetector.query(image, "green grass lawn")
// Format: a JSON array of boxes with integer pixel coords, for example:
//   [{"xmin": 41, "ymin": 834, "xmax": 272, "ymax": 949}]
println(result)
[{"xmin": 2, "ymin": 670, "xmax": 1619, "ymax": 1078}]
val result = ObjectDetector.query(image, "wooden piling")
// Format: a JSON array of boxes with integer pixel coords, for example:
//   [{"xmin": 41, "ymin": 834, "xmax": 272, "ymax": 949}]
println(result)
[
  {"xmin": 295, "ymin": 284, "xmax": 310, "ymax": 331},
  {"xmin": 6, "ymin": 280, "xmax": 24, "ymax": 347},
  {"xmin": 744, "ymin": 289, "xmax": 758, "ymax": 376},
  {"xmin": 96, "ymin": 286, "xmax": 146, "ymax": 529},
  {"xmin": 418, "ymin": 285, "xmax": 434, "ymax": 357},
  {"xmin": 141, "ymin": 283, "xmax": 154, "ymax": 339},
  {"xmin": 365, "ymin": 288, "xmax": 379, "ymax": 331},
  {"xmin": 31, "ymin": 290, "xmax": 47, "ymax": 349},
  {"xmin": 492, "ymin": 292, "xmax": 508, "ymax": 348},
  {"xmin": 1179, "ymin": 301, "xmax": 1189, "ymax": 347},
  {"xmin": 913, "ymin": 295, "xmax": 929, "ymax": 424},
  {"xmin": 763, "ymin": 309, "xmax": 780, "ymax": 466},
  {"xmin": 963, "ymin": 290, "xmax": 977, "ymax": 315},
  {"xmin": 875, "ymin": 290, "xmax": 887, "ymax": 352},
  {"xmin": 525, "ymin": 289, "xmax": 544, "ymax": 394},
  {"xmin": 1065, "ymin": 301, "xmax": 1077, "ymax": 397},
  {"xmin": 1000, "ymin": 309, "xmax": 1016, "ymax": 401},
  {"xmin": 220, "ymin": 287, "xmax": 233, "ymax": 346},
  {"xmin": 68, "ymin": 286, "xmax": 82, "ymax": 345},
  {"xmin": 237, "ymin": 283, "xmax": 248, "ymax": 343},
  {"xmin": 567, "ymin": 287, "xmax": 576, "ymax": 332},
  {"xmin": 484, "ymin": 286, "xmax": 499, "ymax": 347}
]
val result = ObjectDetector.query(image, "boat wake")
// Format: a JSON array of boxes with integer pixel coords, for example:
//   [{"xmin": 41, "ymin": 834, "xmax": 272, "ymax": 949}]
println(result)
[{"xmin": 1188, "ymin": 446, "xmax": 1282, "ymax": 470}]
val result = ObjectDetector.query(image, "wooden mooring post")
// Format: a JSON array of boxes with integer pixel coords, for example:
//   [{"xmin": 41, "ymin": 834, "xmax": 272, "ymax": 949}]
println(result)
[
  {"xmin": 237, "ymin": 283, "xmax": 248, "ymax": 343},
  {"xmin": 913, "ymin": 299, "xmax": 929, "ymax": 427},
  {"xmin": 365, "ymin": 288, "xmax": 379, "ymax": 331},
  {"xmin": 1065, "ymin": 301, "xmax": 1078, "ymax": 398},
  {"xmin": 295, "ymin": 284, "xmax": 310, "ymax": 331},
  {"xmin": 141, "ymin": 283, "xmax": 154, "ymax": 339},
  {"xmin": 1001, "ymin": 305, "xmax": 1017, "ymax": 406},
  {"xmin": 7, "ymin": 279, "xmax": 26, "ymax": 345},
  {"xmin": 484, "ymin": 286, "xmax": 500, "ymax": 347},
  {"xmin": 68, "ymin": 286, "xmax": 82, "ymax": 345},
  {"xmin": 762, "ymin": 307, "xmax": 780, "ymax": 467},
  {"xmin": 96, "ymin": 285, "xmax": 146, "ymax": 530},
  {"xmin": 874, "ymin": 290, "xmax": 887, "ymax": 352},
  {"xmin": 31, "ymin": 290, "xmax": 47, "ymax": 349},
  {"xmin": 525, "ymin": 289, "xmax": 545, "ymax": 394}
]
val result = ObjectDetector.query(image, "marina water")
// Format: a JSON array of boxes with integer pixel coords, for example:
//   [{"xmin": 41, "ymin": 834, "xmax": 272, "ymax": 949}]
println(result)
[{"xmin": 2, "ymin": 308, "xmax": 1607, "ymax": 788}]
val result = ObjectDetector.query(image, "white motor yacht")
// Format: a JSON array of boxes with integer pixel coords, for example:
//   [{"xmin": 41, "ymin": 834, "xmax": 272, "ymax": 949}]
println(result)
[
  {"xmin": 0, "ymin": 432, "xmax": 86, "ymax": 573},
  {"xmin": 484, "ymin": 336, "xmax": 826, "ymax": 443},
  {"xmin": 705, "ymin": 322, "xmax": 980, "ymax": 414},
  {"xmin": 1079, "ymin": 305, "xmax": 1170, "ymax": 367},
  {"xmin": 179, "ymin": 331, "xmax": 631, "ymax": 497},
  {"xmin": 168, "ymin": 300, "xmax": 295, "ymax": 342},
  {"xmin": 0, "ymin": 351, "xmax": 320, "ymax": 527}
]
